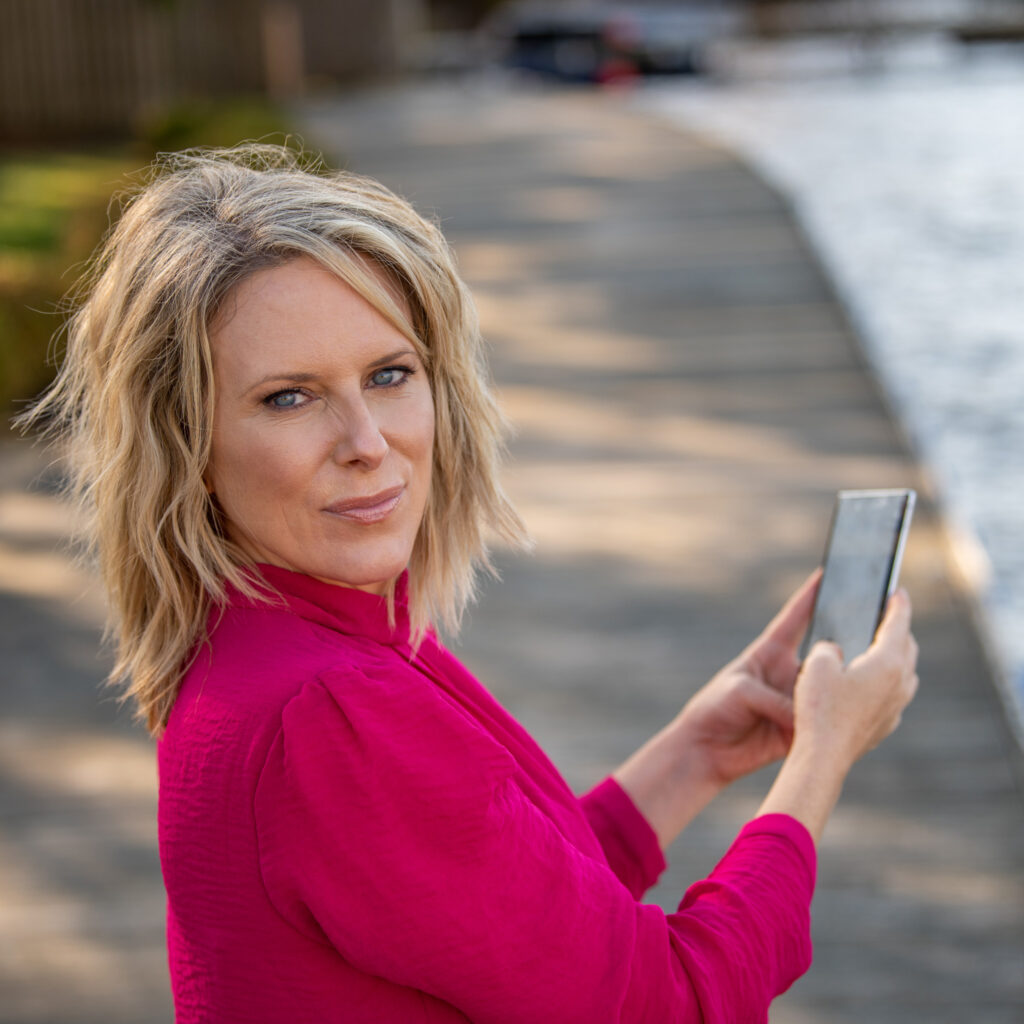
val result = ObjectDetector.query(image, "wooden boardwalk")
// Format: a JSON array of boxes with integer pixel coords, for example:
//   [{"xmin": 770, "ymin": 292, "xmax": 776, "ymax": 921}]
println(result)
[
  {"xmin": 301, "ymin": 84, "xmax": 1024, "ymax": 1023},
  {"xmin": 1, "ymin": 82, "xmax": 1021, "ymax": 1022}
]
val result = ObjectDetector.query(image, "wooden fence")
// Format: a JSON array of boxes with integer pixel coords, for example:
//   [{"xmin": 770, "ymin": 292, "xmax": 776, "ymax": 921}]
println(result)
[{"xmin": 0, "ymin": 0, "xmax": 409, "ymax": 142}]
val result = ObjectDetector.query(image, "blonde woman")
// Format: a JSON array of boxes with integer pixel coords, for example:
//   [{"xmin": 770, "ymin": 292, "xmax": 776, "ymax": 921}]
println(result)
[{"xmin": 23, "ymin": 146, "xmax": 918, "ymax": 1023}]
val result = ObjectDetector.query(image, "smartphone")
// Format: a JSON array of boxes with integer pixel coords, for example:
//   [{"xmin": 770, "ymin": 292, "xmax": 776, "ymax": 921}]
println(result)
[{"xmin": 802, "ymin": 489, "xmax": 916, "ymax": 663}]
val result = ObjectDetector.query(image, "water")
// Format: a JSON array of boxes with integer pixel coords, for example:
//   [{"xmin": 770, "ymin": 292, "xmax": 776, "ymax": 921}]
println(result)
[{"xmin": 639, "ymin": 39, "xmax": 1024, "ymax": 736}]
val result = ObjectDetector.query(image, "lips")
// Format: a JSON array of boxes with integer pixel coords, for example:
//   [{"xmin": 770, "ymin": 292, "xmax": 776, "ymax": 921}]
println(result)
[{"xmin": 324, "ymin": 485, "xmax": 404, "ymax": 524}]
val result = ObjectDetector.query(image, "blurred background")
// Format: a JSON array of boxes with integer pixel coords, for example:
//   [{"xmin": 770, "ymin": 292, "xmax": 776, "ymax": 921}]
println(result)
[
  {"xmin": 3, "ymin": 0, "xmax": 1023, "ymax": 718},
  {"xmin": 1, "ymin": 1, "xmax": 1023, "ymax": 1021}
]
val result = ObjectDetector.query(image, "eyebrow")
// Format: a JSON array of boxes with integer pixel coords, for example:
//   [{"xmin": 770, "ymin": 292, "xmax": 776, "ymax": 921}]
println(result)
[{"xmin": 240, "ymin": 349, "xmax": 420, "ymax": 397}]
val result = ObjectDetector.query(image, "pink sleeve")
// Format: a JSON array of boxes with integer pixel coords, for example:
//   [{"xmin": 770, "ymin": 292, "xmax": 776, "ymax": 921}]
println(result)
[
  {"xmin": 663, "ymin": 814, "xmax": 816, "ymax": 1021},
  {"xmin": 579, "ymin": 777, "xmax": 666, "ymax": 898},
  {"xmin": 255, "ymin": 668, "xmax": 815, "ymax": 1024}
]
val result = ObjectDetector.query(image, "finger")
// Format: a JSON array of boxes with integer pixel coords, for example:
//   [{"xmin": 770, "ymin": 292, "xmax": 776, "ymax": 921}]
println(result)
[
  {"xmin": 743, "ymin": 679, "xmax": 796, "ymax": 732},
  {"xmin": 802, "ymin": 639, "xmax": 844, "ymax": 673},
  {"xmin": 760, "ymin": 568, "xmax": 823, "ymax": 651},
  {"xmin": 906, "ymin": 673, "xmax": 920, "ymax": 702},
  {"xmin": 872, "ymin": 588, "xmax": 913, "ymax": 654}
]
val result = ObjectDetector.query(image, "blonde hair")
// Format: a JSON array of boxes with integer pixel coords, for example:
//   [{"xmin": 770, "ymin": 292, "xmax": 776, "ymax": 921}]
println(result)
[{"xmin": 19, "ymin": 144, "xmax": 527, "ymax": 734}]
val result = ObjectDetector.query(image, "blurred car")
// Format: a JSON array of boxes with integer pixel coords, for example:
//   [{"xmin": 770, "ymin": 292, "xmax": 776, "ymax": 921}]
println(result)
[{"xmin": 487, "ymin": 1, "xmax": 745, "ymax": 83}]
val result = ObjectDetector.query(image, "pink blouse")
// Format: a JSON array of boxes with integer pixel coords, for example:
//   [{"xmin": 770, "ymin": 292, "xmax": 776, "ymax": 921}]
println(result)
[{"xmin": 158, "ymin": 565, "xmax": 815, "ymax": 1022}]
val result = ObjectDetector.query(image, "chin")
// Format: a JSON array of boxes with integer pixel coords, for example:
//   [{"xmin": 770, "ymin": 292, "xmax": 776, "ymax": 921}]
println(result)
[{"xmin": 308, "ymin": 552, "xmax": 412, "ymax": 592}]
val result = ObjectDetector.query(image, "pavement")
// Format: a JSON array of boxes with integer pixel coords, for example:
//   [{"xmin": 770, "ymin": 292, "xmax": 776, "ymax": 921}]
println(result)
[{"xmin": 2, "ymin": 80, "xmax": 1022, "ymax": 1023}]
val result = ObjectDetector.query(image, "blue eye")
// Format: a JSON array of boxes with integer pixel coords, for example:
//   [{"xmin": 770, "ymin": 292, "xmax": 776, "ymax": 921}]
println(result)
[
  {"xmin": 370, "ymin": 367, "xmax": 411, "ymax": 388},
  {"xmin": 265, "ymin": 389, "xmax": 306, "ymax": 409}
]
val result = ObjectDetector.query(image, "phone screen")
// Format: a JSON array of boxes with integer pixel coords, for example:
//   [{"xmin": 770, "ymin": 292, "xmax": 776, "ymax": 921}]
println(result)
[{"xmin": 802, "ymin": 489, "xmax": 915, "ymax": 662}]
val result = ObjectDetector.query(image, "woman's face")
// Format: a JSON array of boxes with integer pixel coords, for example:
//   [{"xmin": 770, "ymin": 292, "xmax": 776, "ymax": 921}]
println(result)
[{"xmin": 204, "ymin": 256, "xmax": 435, "ymax": 594}]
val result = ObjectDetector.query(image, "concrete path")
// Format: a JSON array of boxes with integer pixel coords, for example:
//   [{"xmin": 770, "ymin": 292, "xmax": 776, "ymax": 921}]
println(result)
[
  {"xmin": 0, "ymin": 441, "xmax": 168, "ymax": 1022},
  {"xmin": 1, "ymin": 81, "xmax": 1021, "ymax": 1022}
]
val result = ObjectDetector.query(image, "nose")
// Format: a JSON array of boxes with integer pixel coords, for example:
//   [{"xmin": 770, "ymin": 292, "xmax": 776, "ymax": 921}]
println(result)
[{"xmin": 330, "ymin": 398, "xmax": 389, "ymax": 469}]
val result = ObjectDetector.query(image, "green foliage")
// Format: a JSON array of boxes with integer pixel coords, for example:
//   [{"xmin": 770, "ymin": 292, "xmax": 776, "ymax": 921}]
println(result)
[
  {"xmin": 0, "ymin": 151, "xmax": 129, "ymax": 416},
  {"xmin": 136, "ymin": 96, "xmax": 301, "ymax": 157},
  {"xmin": 1, "ymin": 96, "xmax": 314, "ymax": 418}
]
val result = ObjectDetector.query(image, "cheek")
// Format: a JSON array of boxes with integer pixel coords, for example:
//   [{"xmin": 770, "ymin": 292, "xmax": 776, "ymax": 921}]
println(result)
[
  {"xmin": 206, "ymin": 426, "xmax": 297, "ymax": 508},
  {"xmin": 383, "ymin": 389, "xmax": 435, "ymax": 467},
  {"xmin": 411, "ymin": 394, "xmax": 436, "ymax": 470}
]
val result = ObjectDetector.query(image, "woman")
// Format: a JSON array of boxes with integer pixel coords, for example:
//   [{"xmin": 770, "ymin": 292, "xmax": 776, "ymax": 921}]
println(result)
[{"xmin": 23, "ymin": 145, "xmax": 918, "ymax": 1022}]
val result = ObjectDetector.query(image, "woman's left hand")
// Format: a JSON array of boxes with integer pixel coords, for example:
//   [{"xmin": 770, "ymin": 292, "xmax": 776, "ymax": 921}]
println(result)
[
  {"xmin": 675, "ymin": 570, "xmax": 821, "ymax": 787},
  {"xmin": 614, "ymin": 571, "xmax": 821, "ymax": 850}
]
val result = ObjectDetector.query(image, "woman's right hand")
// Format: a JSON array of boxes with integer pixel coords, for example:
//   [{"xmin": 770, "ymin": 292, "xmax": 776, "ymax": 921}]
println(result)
[{"xmin": 757, "ymin": 590, "xmax": 919, "ymax": 842}]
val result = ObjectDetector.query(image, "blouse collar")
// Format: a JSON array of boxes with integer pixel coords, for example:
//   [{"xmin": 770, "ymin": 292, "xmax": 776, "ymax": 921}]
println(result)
[{"xmin": 233, "ymin": 564, "xmax": 412, "ymax": 648}]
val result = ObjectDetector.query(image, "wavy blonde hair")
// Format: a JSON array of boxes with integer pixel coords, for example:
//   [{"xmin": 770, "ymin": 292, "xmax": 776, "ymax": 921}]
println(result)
[{"xmin": 20, "ymin": 144, "xmax": 527, "ymax": 734}]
